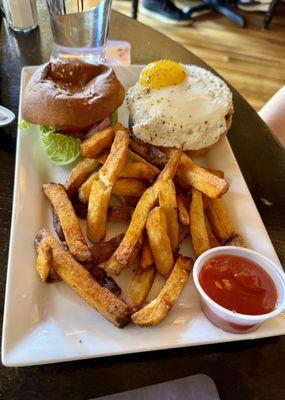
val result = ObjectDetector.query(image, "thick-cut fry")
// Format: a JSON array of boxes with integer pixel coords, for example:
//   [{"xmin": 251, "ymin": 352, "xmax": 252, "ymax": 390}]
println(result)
[
  {"xmin": 132, "ymin": 255, "xmax": 193, "ymax": 327},
  {"xmin": 99, "ymin": 130, "xmax": 129, "ymax": 186},
  {"xmin": 206, "ymin": 198, "xmax": 235, "ymax": 241},
  {"xmin": 202, "ymin": 194, "xmax": 210, "ymax": 211},
  {"xmin": 109, "ymin": 147, "xmax": 182, "ymax": 272},
  {"xmin": 83, "ymin": 233, "xmax": 125, "ymax": 269},
  {"xmin": 178, "ymin": 223, "xmax": 189, "ymax": 243},
  {"xmin": 120, "ymin": 162, "xmax": 157, "ymax": 181},
  {"xmin": 87, "ymin": 179, "xmax": 112, "ymax": 243},
  {"xmin": 189, "ymin": 189, "xmax": 211, "ymax": 257},
  {"xmin": 87, "ymin": 130, "xmax": 129, "ymax": 242},
  {"xmin": 35, "ymin": 241, "xmax": 53, "ymax": 282},
  {"xmin": 159, "ymin": 179, "xmax": 179, "ymax": 251},
  {"xmin": 177, "ymin": 193, "xmax": 190, "ymax": 226},
  {"xmin": 146, "ymin": 207, "xmax": 174, "ymax": 277},
  {"xmin": 35, "ymin": 229, "xmax": 131, "ymax": 328},
  {"xmin": 140, "ymin": 237, "xmax": 154, "ymax": 270},
  {"xmin": 89, "ymin": 266, "xmax": 121, "ymax": 297},
  {"xmin": 52, "ymin": 206, "xmax": 65, "ymax": 242},
  {"xmin": 206, "ymin": 219, "xmax": 220, "ymax": 248},
  {"xmin": 126, "ymin": 266, "xmax": 156, "ymax": 312},
  {"xmin": 43, "ymin": 183, "xmax": 91, "ymax": 261},
  {"xmin": 162, "ymin": 149, "xmax": 228, "ymax": 198},
  {"xmin": 80, "ymin": 173, "xmax": 148, "ymax": 203},
  {"xmin": 79, "ymin": 172, "xmax": 99, "ymax": 202},
  {"xmin": 129, "ymin": 138, "xmax": 169, "ymax": 169},
  {"xmin": 127, "ymin": 150, "xmax": 160, "ymax": 175},
  {"xmin": 205, "ymin": 167, "xmax": 224, "ymax": 179},
  {"xmin": 65, "ymin": 158, "xmax": 100, "ymax": 196},
  {"xmin": 226, "ymin": 234, "xmax": 247, "ymax": 247},
  {"xmin": 81, "ymin": 127, "xmax": 114, "ymax": 158},
  {"xmin": 112, "ymin": 179, "xmax": 148, "ymax": 197},
  {"xmin": 108, "ymin": 206, "xmax": 134, "ymax": 223},
  {"xmin": 97, "ymin": 149, "xmax": 160, "ymax": 176},
  {"xmin": 104, "ymin": 255, "xmax": 129, "ymax": 275}
]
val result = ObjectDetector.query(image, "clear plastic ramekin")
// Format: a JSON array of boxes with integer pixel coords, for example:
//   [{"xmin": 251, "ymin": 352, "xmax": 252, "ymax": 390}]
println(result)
[{"xmin": 193, "ymin": 246, "xmax": 285, "ymax": 333}]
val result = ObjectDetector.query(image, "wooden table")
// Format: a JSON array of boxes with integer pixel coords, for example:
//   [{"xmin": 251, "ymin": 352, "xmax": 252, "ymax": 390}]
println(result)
[{"xmin": 1, "ymin": 4, "xmax": 285, "ymax": 399}]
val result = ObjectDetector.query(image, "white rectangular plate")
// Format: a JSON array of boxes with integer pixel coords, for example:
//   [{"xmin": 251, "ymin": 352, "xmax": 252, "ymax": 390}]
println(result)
[{"xmin": 2, "ymin": 66, "xmax": 285, "ymax": 367}]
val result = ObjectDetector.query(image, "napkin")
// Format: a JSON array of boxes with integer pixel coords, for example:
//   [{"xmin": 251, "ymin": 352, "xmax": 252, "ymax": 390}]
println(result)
[{"xmin": 92, "ymin": 374, "xmax": 220, "ymax": 400}]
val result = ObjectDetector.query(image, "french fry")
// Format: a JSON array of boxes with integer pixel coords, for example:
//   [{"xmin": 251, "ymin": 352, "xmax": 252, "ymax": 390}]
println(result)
[
  {"xmin": 225, "ymin": 234, "xmax": 247, "ymax": 247},
  {"xmin": 79, "ymin": 173, "xmax": 148, "ymax": 203},
  {"xmin": 189, "ymin": 188, "xmax": 211, "ymax": 257},
  {"xmin": 205, "ymin": 167, "xmax": 224, "ymax": 179},
  {"xmin": 99, "ymin": 130, "xmax": 129, "ymax": 186},
  {"xmin": 81, "ymin": 127, "xmax": 114, "ymax": 158},
  {"xmin": 129, "ymin": 138, "xmax": 169, "ymax": 169},
  {"xmin": 112, "ymin": 179, "xmax": 148, "ymax": 197},
  {"xmin": 52, "ymin": 206, "xmax": 65, "ymax": 242},
  {"xmin": 89, "ymin": 266, "xmax": 122, "ymax": 297},
  {"xmin": 162, "ymin": 149, "xmax": 228, "ymax": 198},
  {"xmin": 206, "ymin": 198, "xmax": 235, "ymax": 241},
  {"xmin": 104, "ymin": 255, "xmax": 130, "ymax": 275},
  {"xmin": 87, "ymin": 179, "xmax": 112, "ymax": 243},
  {"xmin": 108, "ymin": 147, "xmax": 182, "ymax": 272},
  {"xmin": 96, "ymin": 149, "xmax": 160, "ymax": 176},
  {"xmin": 159, "ymin": 179, "xmax": 179, "ymax": 251},
  {"xmin": 127, "ymin": 150, "xmax": 160, "ymax": 175},
  {"xmin": 177, "ymin": 193, "xmax": 190, "ymax": 226},
  {"xmin": 87, "ymin": 130, "xmax": 129, "ymax": 242},
  {"xmin": 97, "ymin": 150, "xmax": 160, "ymax": 176},
  {"xmin": 83, "ymin": 233, "xmax": 124, "ymax": 269},
  {"xmin": 108, "ymin": 206, "xmax": 134, "ymax": 223},
  {"xmin": 35, "ymin": 229, "xmax": 131, "ymax": 328},
  {"xmin": 65, "ymin": 158, "xmax": 100, "ymax": 197},
  {"xmin": 111, "ymin": 122, "xmax": 126, "ymax": 132},
  {"xmin": 132, "ymin": 255, "xmax": 193, "ymax": 327},
  {"xmin": 146, "ymin": 207, "xmax": 174, "ymax": 277},
  {"xmin": 79, "ymin": 172, "xmax": 99, "ymax": 202},
  {"xmin": 43, "ymin": 183, "xmax": 91, "ymax": 261},
  {"xmin": 120, "ymin": 162, "xmax": 157, "ymax": 181},
  {"xmin": 206, "ymin": 219, "xmax": 220, "ymax": 248},
  {"xmin": 140, "ymin": 237, "xmax": 154, "ymax": 270},
  {"xmin": 35, "ymin": 241, "xmax": 53, "ymax": 282},
  {"xmin": 202, "ymin": 194, "xmax": 210, "ymax": 211},
  {"xmin": 126, "ymin": 266, "xmax": 156, "ymax": 312},
  {"xmin": 178, "ymin": 223, "xmax": 189, "ymax": 243}
]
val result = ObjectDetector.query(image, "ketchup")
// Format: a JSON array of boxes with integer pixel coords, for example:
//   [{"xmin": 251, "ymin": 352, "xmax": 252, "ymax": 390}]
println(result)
[{"xmin": 199, "ymin": 255, "xmax": 277, "ymax": 315}]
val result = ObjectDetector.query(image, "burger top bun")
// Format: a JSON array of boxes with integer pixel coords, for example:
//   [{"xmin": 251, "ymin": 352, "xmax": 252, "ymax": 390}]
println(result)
[{"xmin": 22, "ymin": 59, "xmax": 125, "ymax": 135}]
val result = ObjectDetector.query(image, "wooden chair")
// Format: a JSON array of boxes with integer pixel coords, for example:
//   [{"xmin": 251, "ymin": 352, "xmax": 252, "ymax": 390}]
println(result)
[
  {"xmin": 263, "ymin": 0, "xmax": 281, "ymax": 29},
  {"xmin": 132, "ymin": 0, "xmax": 139, "ymax": 18}
]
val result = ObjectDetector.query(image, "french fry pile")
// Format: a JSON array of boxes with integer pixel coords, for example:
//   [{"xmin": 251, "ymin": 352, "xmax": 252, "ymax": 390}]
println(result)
[{"xmin": 35, "ymin": 123, "xmax": 246, "ymax": 328}]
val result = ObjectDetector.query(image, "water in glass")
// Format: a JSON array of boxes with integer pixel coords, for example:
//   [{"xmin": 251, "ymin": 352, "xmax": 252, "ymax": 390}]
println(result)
[{"xmin": 46, "ymin": 0, "xmax": 112, "ymax": 62}]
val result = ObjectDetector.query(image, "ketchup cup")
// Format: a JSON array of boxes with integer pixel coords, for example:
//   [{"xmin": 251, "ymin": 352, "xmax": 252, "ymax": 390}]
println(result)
[{"xmin": 193, "ymin": 246, "xmax": 285, "ymax": 333}]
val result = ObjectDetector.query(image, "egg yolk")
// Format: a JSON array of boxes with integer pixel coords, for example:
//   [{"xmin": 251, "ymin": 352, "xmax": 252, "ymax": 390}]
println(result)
[{"xmin": 139, "ymin": 60, "xmax": 186, "ymax": 91}]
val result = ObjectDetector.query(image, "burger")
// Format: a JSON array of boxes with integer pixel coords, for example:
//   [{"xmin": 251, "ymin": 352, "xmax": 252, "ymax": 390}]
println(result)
[{"xmin": 21, "ymin": 58, "xmax": 125, "ymax": 164}]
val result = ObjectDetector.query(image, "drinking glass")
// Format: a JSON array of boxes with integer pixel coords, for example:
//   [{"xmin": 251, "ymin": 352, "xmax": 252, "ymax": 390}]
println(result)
[{"xmin": 46, "ymin": 0, "xmax": 113, "ymax": 62}]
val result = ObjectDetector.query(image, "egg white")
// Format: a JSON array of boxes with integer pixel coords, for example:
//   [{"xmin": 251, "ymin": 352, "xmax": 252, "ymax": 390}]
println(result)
[{"xmin": 126, "ymin": 65, "xmax": 233, "ymax": 151}]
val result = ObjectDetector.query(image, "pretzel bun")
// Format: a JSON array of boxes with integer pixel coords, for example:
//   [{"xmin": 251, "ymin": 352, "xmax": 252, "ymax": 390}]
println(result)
[{"xmin": 22, "ymin": 59, "xmax": 125, "ymax": 136}]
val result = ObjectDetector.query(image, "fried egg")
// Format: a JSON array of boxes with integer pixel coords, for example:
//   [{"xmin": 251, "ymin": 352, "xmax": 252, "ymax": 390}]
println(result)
[{"xmin": 126, "ymin": 60, "xmax": 233, "ymax": 151}]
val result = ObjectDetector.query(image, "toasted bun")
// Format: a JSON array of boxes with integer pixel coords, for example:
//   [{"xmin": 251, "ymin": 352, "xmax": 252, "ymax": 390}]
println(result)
[{"xmin": 22, "ymin": 59, "xmax": 125, "ymax": 135}]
